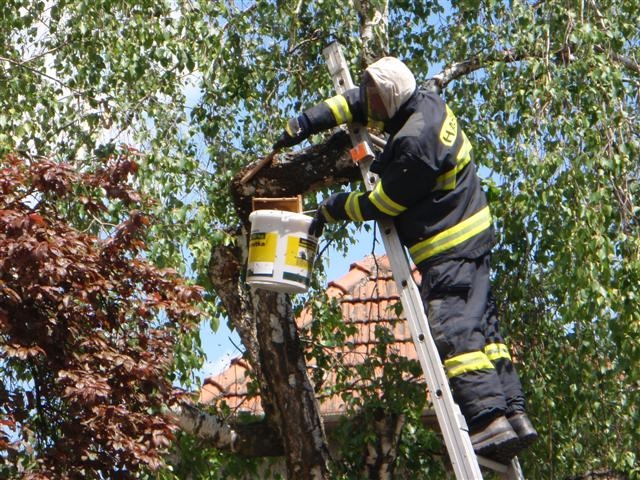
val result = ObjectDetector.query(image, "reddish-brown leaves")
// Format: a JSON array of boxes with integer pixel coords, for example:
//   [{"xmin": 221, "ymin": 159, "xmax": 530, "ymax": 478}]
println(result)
[
  {"xmin": 0, "ymin": 152, "xmax": 204, "ymax": 478},
  {"xmin": 4, "ymin": 343, "xmax": 46, "ymax": 360},
  {"xmin": 32, "ymin": 160, "xmax": 78, "ymax": 196}
]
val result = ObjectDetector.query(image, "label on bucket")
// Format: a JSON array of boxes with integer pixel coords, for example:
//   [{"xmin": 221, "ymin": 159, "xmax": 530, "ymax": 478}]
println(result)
[
  {"xmin": 285, "ymin": 236, "xmax": 317, "ymax": 269},
  {"xmin": 249, "ymin": 232, "xmax": 277, "ymax": 262},
  {"xmin": 248, "ymin": 232, "xmax": 277, "ymax": 278}
]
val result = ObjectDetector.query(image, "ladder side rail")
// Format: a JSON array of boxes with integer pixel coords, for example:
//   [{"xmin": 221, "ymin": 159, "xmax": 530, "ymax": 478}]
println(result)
[
  {"xmin": 377, "ymin": 219, "xmax": 484, "ymax": 480},
  {"xmin": 508, "ymin": 458, "xmax": 525, "ymax": 480},
  {"xmin": 322, "ymin": 42, "xmax": 484, "ymax": 480},
  {"xmin": 479, "ymin": 455, "xmax": 525, "ymax": 480}
]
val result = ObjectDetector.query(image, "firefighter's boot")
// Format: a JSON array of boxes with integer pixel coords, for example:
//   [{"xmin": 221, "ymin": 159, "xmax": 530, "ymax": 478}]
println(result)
[
  {"xmin": 471, "ymin": 415, "xmax": 520, "ymax": 464},
  {"xmin": 508, "ymin": 412, "xmax": 538, "ymax": 450}
]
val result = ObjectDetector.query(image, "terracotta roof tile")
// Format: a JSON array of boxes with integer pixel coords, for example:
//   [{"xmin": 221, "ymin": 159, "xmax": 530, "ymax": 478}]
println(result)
[{"xmin": 327, "ymin": 267, "xmax": 368, "ymax": 294}]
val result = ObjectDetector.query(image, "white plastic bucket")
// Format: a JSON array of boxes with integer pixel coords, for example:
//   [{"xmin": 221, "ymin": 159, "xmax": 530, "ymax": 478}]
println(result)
[{"xmin": 247, "ymin": 210, "xmax": 318, "ymax": 293}]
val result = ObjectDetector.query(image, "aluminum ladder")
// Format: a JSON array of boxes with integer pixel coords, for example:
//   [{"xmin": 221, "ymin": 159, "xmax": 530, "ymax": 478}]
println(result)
[{"xmin": 322, "ymin": 42, "xmax": 524, "ymax": 480}]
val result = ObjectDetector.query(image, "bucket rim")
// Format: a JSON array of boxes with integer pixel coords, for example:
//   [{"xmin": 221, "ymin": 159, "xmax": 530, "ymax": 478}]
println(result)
[{"xmin": 249, "ymin": 209, "xmax": 313, "ymax": 221}]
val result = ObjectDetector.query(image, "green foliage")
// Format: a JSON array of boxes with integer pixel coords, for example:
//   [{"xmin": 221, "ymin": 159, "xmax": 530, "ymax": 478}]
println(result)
[
  {"xmin": 302, "ymin": 291, "xmax": 447, "ymax": 477},
  {"xmin": 151, "ymin": 431, "xmax": 279, "ymax": 480},
  {"xmin": 307, "ymin": 1, "xmax": 639, "ymax": 477},
  {"xmin": 442, "ymin": 2, "xmax": 640, "ymax": 478}
]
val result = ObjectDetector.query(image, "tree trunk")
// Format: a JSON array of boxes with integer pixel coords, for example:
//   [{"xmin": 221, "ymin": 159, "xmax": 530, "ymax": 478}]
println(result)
[
  {"xmin": 362, "ymin": 409, "xmax": 405, "ymax": 480},
  {"xmin": 253, "ymin": 290, "xmax": 330, "ymax": 478},
  {"xmin": 207, "ymin": 130, "xmax": 358, "ymax": 479}
]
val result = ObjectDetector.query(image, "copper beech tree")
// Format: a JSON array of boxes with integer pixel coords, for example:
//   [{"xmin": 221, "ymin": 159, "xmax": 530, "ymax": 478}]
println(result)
[{"xmin": 0, "ymin": 152, "xmax": 203, "ymax": 478}]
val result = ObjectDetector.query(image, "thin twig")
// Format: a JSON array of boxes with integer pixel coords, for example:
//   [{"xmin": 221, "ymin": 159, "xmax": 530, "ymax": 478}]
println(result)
[{"xmin": 0, "ymin": 54, "xmax": 83, "ymax": 95}]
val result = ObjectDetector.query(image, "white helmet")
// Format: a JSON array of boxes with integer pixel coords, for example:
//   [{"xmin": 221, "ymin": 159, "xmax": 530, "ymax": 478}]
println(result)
[{"xmin": 361, "ymin": 56, "xmax": 417, "ymax": 121}]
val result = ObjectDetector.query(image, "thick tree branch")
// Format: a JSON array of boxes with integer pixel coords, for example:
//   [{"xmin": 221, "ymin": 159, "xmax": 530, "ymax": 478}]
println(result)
[
  {"xmin": 232, "ymin": 130, "xmax": 358, "ymax": 221},
  {"xmin": 594, "ymin": 45, "xmax": 640, "ymax": 75},
  {"xmin": 172, "ymin": 403, "xmax": 284, "ymax": 457}
]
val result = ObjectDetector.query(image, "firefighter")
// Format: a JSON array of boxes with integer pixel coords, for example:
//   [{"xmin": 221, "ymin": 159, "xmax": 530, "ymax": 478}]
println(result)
[{"xmin": 272, "ymin": 56, "xmax": 538, "ymax": 462}]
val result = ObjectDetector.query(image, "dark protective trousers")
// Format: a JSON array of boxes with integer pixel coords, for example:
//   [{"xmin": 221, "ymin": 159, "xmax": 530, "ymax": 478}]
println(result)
[{"xmin": 419, "ymin": 254, "xmax": 526, "ymax": 427}]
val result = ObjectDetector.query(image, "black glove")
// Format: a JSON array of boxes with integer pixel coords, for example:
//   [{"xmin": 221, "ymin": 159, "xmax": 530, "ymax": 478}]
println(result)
[
  {"xmin": 308, "ymin": 208, "xmax": 327, "ymax": 238},
  {"xmin": 309, "ymin": 194, "xmax": 343, "ymax": 237},
  {"xmin": 272, "ymin": 130, "xmax": 298, "ymax": 151},
  {"xmin": 272, "ymin": 116, "xmax": 308, "ymax": 151}
]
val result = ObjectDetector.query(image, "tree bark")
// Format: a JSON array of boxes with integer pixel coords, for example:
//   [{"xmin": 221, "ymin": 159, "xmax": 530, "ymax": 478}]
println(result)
[
  {"xmin": 253, "ymin": 290, "xmax": 330, "ymax": 479},
  {"xmin": 173, "ymin": 403, "xmax": 284, "ymax": 457},
  {"xmin": 231, "ymin": 130, "xmax": 358, "ymax": 224},
  {"xmin": 352, "ymin": 1, "xmax": 390, "ymax": 65}
]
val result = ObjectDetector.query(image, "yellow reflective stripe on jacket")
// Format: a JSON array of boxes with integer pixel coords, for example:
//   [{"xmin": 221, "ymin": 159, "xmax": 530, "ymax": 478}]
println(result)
[
  {"xmin": 484, "ymin": 343, "xmax": 512, "ymax": 362},
  {"xmin": 320, "ymin": 205, "xmax": 337, "ymax": 223},
  {"xmin": 457, "ymin": 131, "xmax": 472, "ymax": 167},
  {"xmin": 369, "ymin": 181, "xmax": 407, "ymax": 216},
  {"xmin": 409, "ymin": 206, "xmax": 492, "ymax": 264},
  {"xmin": 345, "ymin": 192, "xmax": 364, "ymax": 221},
  {"xmin": 433, "ymin": 131, "xmax": 473, "ymax": 191},
  {"xmin": 439, "ymin": 105, "xmax": 458, "ymax": 147},
  {"xmin": 444, "ymin": 351, "xmax": 494, "ymax": 378},
  {"xmin": 324, "ymin": 95, "xmax": 353, "ymax": 125},
  {"xmin": 433, "ymin": 168, "xmax": 456, "ymax": 191},
  {"xmin": 285, "ymin": 123, "xmax": 295, "ymax": 136}
]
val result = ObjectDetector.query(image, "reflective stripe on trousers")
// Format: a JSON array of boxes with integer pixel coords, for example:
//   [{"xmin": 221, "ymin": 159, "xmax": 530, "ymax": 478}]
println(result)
[{"xmin": 419, "ymin": 255, "xmax": 526, "ymax": 425}]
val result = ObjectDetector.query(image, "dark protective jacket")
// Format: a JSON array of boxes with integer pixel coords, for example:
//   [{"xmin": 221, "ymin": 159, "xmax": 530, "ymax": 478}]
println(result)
[
  {"xmin": 300, "ymin": 88, "xmax": 495, "ymax": 270},
  {"xmin": 294, "ymin": 85, "xmax": 527, "ymax": 426}
]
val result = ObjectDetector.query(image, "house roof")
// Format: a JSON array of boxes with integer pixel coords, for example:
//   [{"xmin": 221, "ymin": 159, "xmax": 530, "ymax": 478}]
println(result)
[{"xmin": 199, "ymin": 254, "xmax": 430, "ymax": 420}]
